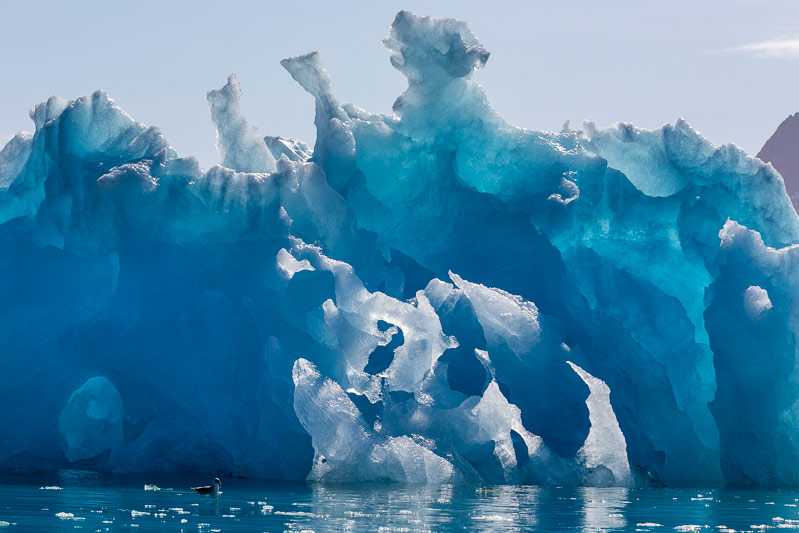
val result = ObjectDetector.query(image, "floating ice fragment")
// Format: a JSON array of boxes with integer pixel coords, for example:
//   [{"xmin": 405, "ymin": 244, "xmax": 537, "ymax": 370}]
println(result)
[
  {"xmin": 471, "ymin": 514, "xmax": 514, "ymax": 522},
  {"xmin": 55, "ymin": 512, "xmax": 85, "ymax": 521}
]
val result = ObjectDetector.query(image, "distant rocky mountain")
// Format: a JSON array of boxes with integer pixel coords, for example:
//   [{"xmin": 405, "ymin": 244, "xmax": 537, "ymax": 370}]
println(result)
[{"xmin": 758, "ymin": 113, "xmax": 799, "ymax": 211}]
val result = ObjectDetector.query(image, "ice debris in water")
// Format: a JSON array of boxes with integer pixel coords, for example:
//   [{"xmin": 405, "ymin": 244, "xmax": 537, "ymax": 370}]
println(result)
[
  {"xmin": 55, "ymin": 513, "xmax": 85, "ymax": 521},
  {"xmin": 1, "ymin": 10, "xmax": 799, "ymax": 487}
]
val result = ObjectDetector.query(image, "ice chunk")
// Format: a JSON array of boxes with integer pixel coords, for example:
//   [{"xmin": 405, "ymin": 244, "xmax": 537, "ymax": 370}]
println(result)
[
  {"xmin": 385, "ymin": 435, "xmax": 459, "ymax": 484},
  {"xmin": 743, "ymin": 285, "xmax": 772, "ymax": 319},
  {"xmin": 384, "ymin": 10, "xmax": 489, "ymax": 84},
  {"xmin": 547, "ymin": 172, "xmax": 580, "ymax": 205},
  {"xmin": 265, "ymin": 136, "xmax": 312, "ymax": 162},
  {"xmin": 281, "ymin": 52, "xmax": 335, "ymax": 102},
  {"xmin": 276, "ymin": 248, "xmax": 315, "ymax": 279},
  {"xmin": 449, "ymin": 272, "xmax": 540, "ymax": 354},
  {"xmin": 568, "ymin": 362, "xmax": 632, "ymax": 486},
  {"xmin": 206, "ymin": 74, "xmax": 276, "ymax": 173},
  {"xmin": 0, "ymin": 132, "xmax": 32, "ymax": 188},
  {"xmin": 292, "ymin": 358, "xmax": 459, "ymax": 483}
]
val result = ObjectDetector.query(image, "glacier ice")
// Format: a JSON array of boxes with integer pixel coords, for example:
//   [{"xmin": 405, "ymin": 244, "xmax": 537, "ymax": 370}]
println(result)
[
  {"xmin": 206, "ymin": 73, "xmax": 277, "ymax": 174},
  {"xmin": 58, "ymin": 377, "xmax": 124, "ymax": 463},
  {"xmin": 1, "ymin": 10, "xmax": 798, "ymax": 487}
]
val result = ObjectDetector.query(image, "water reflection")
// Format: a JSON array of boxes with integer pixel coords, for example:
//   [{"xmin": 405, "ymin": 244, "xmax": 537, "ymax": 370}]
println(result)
[
  {"xmin": 467, "ymin": 485, "xmax": 540, "ymax": 532},
  {"xmin": 54, "ymin": 469, "xmax": 125, "ymax": 525},
  {"xmin": 3, "ymin": 473, "xmax": 799, "ymax": 532},
  {"xmin": 299, "ymin": 484, "xmax": 545, "ymax": 532},
  {"xmin": 580, "ymin": 486, "xmax": 628, "ymax": 532}
]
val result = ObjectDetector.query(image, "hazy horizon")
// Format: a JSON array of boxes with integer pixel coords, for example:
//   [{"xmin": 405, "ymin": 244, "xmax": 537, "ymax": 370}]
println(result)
[{"xmin": 2, "ymin": 0, "xmax": 798, "ymax": 169}]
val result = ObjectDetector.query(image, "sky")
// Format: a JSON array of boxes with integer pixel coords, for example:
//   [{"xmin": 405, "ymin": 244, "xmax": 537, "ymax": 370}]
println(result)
[{"xmin": 1, "ymin": 0, "xmax": 798, "ymax": 170}]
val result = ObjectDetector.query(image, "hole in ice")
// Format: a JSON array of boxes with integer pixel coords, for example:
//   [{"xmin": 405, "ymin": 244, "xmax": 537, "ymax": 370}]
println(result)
[
  {"xmin": 389, "ymin": 390, "xmax": 414, "ymax": 402},
  {"xmin": 438, "ymin": 345, "xmax": 487, "ymax": 397},
  {"xmin": 346, "ymin": 391, "xmax": 383, "ymax": 426},
  {"xmin": 387, "ymin": 248, "xmax": 437, "ymax": 300},
  {"xmin": 364, "ymin": 324, "xmax": 404, "ymax": 374},
  {"xmin": 510, "ymin": 429, "xmax": 529, "ymax": 466}
]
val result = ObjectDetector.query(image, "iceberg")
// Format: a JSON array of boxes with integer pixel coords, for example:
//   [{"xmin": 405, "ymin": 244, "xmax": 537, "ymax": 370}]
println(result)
[{"xmin": 0, "ymin": 10, "xmax": 797, "ymax": 487}]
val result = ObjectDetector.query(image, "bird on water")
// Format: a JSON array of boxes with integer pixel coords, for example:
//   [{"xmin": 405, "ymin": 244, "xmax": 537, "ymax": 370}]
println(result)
[{"xmin": 192, "ymin": 478, "xmax": 221, "ymax": 496}]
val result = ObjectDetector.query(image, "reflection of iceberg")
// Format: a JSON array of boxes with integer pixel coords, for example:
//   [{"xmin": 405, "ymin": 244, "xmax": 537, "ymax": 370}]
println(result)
[
  {"xmin": 468, "ymin": 486, "xmax": 540, "ymax": 532},
  {"xmin": 1, "ymin": 10, "xmax": 799, "ymax": 486},
  {"xmin": 580, "ymin": 487, "xmax": 628, "ymax": 532}
]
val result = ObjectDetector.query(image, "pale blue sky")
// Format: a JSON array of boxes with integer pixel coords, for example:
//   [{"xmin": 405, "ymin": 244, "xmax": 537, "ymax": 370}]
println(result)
[{"xmin": 1, "ymin": 0, "xmax": 797, "ymax": 169}]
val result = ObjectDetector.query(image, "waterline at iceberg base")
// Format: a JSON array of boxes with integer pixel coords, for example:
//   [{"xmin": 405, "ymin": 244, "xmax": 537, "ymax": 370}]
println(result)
[{"xmin": 1, "ymin": 11, "xmax": 797, "ymax": 488}]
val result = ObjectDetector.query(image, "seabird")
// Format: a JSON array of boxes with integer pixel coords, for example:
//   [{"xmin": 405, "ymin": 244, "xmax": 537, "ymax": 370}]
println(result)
[{"xmin": 191, "ymin": 477, "xmax": 221, "ymax": 496}]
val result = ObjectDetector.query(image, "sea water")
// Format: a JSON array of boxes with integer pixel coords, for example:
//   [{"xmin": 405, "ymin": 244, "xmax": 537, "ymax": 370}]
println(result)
[{"xmin": 0, "ymin": 471, "xmax": 797, "ymax": 532}]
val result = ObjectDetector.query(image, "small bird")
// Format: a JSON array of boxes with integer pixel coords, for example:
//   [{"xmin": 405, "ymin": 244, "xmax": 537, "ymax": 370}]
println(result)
[{"xmin": 191, "ymin": 478, "xmax": 221, "ymax": 496}]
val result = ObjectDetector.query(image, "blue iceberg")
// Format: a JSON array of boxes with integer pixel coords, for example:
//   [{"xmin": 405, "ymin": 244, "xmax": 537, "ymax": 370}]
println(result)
[{"xmin": 1, "ymin": 11, "xmax": 797, "ymax": 487}]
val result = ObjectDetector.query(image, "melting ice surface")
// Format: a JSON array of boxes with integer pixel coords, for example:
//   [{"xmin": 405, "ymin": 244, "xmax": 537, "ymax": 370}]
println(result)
[{"xmin": 1, "ymin": 11, "xmax": 798, "ymax": 488}]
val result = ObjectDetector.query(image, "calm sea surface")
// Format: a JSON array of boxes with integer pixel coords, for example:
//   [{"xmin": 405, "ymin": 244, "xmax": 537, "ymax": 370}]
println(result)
[{"xmin": 0, "ymin": 470, "xmax": 796, "ymax": 531}]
